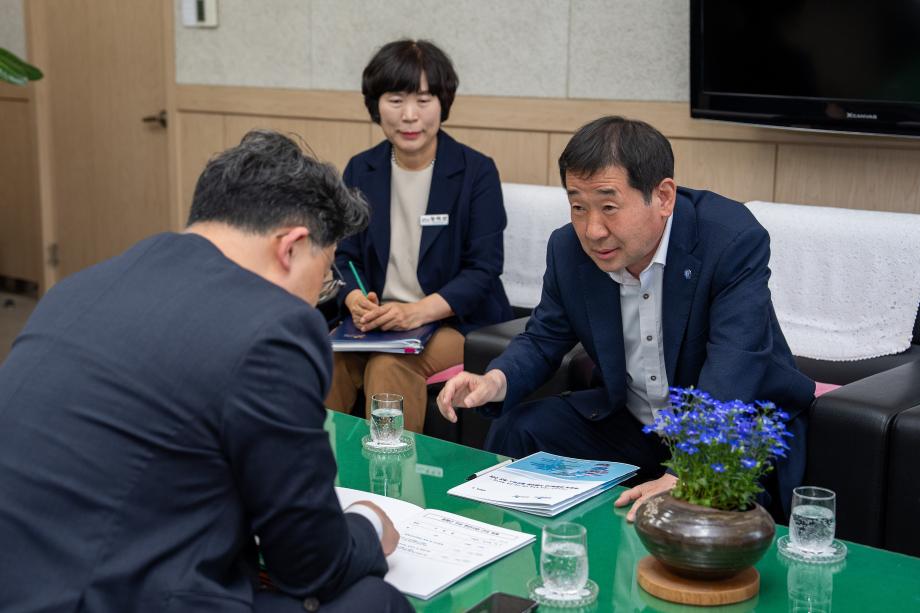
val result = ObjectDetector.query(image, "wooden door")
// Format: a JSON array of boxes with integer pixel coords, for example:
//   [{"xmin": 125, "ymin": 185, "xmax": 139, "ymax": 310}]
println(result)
[{"xmin": 28, "ymin": 0, "xmax": 170, "ymax": 280}]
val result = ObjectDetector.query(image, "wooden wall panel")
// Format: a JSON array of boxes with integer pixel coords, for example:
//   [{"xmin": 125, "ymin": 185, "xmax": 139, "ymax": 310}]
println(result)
[
  {"xmin": 178, "ymin": 112, "xmax": 224, "ymax": 226},
  {"xmin": 550, "ymin": 133, "xmax": 776, "ymax": 204},
  {"xmin": 223, "ymin": 115, "xmax": 370, "ymax": 172},
  {"xmin": 177, "ymin": 87, "xmax": 920, "ymax": 149},
  {"xmin": 446, "ymin": 127, "xmax": 549, "ymax": 185},
  {"xmin": 223, "ymin": 115, "xmax": 311, "ymax": 152},
  {"xmin": 370, "ymin": 124, "xmax": 550, "ymax": 184},
  {"xmin": 547, "ymin": 133, "xmax": 569, "ymax": 186},
  {"xmin": 671, "ymin": 139, "xmax": 776, "ymax": 204},
  {"xmin": 0, "ymin": 99, "xmax": 42, "ymax": 283},
  {"xmin": 299, "ymin": 120, "xmax": 372, "ymax": 171},
  {"xmin": 173, "ymin": 85, "xmax": 920, "ymax": 217},
  {"xmin": 176, "ymin": 85, "xmax": 369, "ymax": 122},
  {"xmin": 775, "ymin": 145, "xmax": 920, "ymax": 213}
]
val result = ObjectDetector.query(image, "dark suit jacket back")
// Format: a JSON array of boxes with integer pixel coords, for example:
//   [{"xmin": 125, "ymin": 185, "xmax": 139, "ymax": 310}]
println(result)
[{"xmin": 0, "ymin": 233, "xmax": 385, "ymax": 613}]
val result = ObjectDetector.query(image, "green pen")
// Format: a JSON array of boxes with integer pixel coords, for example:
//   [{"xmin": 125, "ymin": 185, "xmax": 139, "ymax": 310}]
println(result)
[{"xmin": 348, "ymin": 260, "xmax": 368, "ymax": 297}]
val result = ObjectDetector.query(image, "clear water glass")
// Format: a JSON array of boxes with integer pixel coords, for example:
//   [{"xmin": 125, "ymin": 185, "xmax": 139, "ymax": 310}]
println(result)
[
  {"xmin": 790, "ymin": 486, "xmax": 836, "ymax": 554},
  {"xmin": 369, "ymin": 393, "xmax": 404, "ymax": 445},
  {"xmin": 540, "ymin": 522, "xmax": 589, "ymax": 594}
]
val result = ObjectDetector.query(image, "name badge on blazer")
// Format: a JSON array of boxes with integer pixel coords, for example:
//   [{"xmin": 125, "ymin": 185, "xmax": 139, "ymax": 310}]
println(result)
[{"xmin": 420, "ymin": 214, "xmax": 449, "ymax": 227}]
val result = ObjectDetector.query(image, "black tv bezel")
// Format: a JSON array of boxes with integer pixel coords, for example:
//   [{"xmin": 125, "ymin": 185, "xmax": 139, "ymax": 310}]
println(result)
[{"xmin": 689, "ymin": 0, "xmax": 920, "ymax": 138}]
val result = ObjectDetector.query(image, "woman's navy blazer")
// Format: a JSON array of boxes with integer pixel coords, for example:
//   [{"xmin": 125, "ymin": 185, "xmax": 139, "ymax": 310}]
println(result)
[{"xmin": 336, "ymin": 130, "xmax": 512, "ymax": 335}]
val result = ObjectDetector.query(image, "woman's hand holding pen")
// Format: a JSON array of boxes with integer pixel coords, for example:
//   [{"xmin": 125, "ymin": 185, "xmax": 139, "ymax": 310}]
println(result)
[
  {"xmin": 347, "ymin": 292, "xmax": 453, "ymax": 332},
  {"xmin": 345, "ymin": 289, "xmax": 379, "ymax": 328},
  {"xmin": 360, "ymin": 302, "xmax": 426, "ymax": 331},
  {"xmin": 345, "ymin": 291, "xmax": 426, "ymax": 331}
]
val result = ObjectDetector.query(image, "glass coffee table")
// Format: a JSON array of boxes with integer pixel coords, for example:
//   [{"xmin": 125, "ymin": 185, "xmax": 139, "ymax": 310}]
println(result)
[{"xmin": 325, "ymin": 410, "xmax": 920, "ymax": 612}]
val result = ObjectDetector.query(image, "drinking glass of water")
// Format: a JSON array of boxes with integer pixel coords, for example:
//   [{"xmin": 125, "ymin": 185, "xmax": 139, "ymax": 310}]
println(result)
[
  {"xmin": 369, "ymin": 393, "xmax": 404, "ymax": 445},
  {"xmin": 790, "ymin": 486, "xmax": 836, "ymax": 554},
  {"xmin": 540, "ymin": 522, "xmax": 588, "ymax": 595}
]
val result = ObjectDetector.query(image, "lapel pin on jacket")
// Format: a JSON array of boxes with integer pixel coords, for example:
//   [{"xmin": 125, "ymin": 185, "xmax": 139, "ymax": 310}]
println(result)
[{"xmin": 684, "ymin": 269, "xmax": 693, "ymax": 280}]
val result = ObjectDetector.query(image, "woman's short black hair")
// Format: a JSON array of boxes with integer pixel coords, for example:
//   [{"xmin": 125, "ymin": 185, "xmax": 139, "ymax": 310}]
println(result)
[
  {"xmin": 558, "ymin": 116, "xmax": 675, "ymax": 203},
  {"xmin": 362, "ymin": 39, "xmax": 459, "ymax": 124}
]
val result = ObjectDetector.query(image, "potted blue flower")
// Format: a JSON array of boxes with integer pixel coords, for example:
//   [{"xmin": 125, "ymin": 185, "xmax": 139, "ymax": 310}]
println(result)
[{"xmin": 634, "ymin": 387, "xmax": 792, "ymax": 580}]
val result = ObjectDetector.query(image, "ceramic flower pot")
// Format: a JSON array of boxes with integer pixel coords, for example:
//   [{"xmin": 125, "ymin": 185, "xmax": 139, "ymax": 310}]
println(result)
[{"xmin": 634, "ymin": 491, "xmax": 775, "ymax": 580}]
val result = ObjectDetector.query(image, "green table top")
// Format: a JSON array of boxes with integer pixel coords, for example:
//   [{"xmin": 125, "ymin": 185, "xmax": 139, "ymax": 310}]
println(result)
[{"xmin": 325, "ymin": 411, "xmax": 920, "ymax": 612}]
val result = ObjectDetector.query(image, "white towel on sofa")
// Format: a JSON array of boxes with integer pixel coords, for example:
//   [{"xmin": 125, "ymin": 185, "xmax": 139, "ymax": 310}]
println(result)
[
  {"xmin": 745, "ymin": 201, "xmax": 920, "ymax": 361},
  {"xmin": 500, "ymin": 183, "xmax": 571, "ymax": 309}
]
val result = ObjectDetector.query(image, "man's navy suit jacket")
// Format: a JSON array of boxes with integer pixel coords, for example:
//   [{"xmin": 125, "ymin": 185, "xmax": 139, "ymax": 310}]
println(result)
[
  {"xmin": 490, "ymin": 187, "xmax": 816, "ymax": 512},
  {"xmin": 336, "ymin": 130, "xmax": 512, "ymax": 334},
  {"xmin": 0, "ymin": 234, "xmax": 386, "ymax": 613}
]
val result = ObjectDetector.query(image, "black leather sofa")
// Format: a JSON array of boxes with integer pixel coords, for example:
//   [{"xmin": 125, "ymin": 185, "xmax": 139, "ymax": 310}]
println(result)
[
  {"xmin": 886, "ymin": 397, "xmax": 920, "ymax": 557},
  {"xmin": 456, "ymin": 305, "xmax": 920, "ymax": 557}
]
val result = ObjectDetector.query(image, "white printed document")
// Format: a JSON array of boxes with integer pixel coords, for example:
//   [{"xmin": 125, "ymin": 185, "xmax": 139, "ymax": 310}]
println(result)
[
  {"xmin": 336, "ymin": 487, "xmax": 534, "ymax": 600},
  {"xmin": 448, "ymin": 452, "xmax": 638, "ymax": 516}
]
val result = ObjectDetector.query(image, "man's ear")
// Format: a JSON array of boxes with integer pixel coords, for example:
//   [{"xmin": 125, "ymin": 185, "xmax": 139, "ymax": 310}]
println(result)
[
  {"xmin": 655, "ymin": 178, "xmax": 677, "ymax": 217},
  {"xmin": 274, "ymin": 227, "xmax": 310, "ymax": 272}
]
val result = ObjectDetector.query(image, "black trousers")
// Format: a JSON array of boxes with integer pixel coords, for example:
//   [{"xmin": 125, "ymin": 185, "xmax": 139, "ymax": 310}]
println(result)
[{"xmin": 484, "ymin": 389, "xmax": 671, "ymax": 482}]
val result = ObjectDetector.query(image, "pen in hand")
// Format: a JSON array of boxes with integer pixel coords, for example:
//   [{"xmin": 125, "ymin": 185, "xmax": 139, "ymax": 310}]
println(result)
[{"xmin": 348, "ymin": 260, "xmax": 369, "ymax": 297}]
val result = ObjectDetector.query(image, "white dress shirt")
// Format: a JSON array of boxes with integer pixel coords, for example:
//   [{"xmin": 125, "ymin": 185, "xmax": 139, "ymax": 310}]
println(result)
[{"xmin": 606, "ymin": 214, "xmax": 674, "ymax": 425}]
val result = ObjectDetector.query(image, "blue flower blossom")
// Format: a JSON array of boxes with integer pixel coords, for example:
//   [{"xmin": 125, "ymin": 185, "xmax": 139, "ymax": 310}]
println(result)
[{"xmin": 644, "ymin": 386, "xmax": 794, "ymax": 511}]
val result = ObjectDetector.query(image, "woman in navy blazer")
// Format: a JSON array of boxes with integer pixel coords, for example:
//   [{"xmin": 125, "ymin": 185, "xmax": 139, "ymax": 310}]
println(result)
[{"xmin": 326, "ymin": 40, "xmax": 512, "ymax": 433}]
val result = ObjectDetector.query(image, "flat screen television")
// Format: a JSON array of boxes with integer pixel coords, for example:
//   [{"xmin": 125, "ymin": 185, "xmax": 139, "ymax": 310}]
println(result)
[{"xmin": 690, "ymin": 0, "xmax": 920, "ymax": 138}]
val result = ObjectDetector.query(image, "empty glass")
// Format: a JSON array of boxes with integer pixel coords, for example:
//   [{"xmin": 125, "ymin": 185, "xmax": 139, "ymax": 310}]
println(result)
[
  {"xmin": 540, "ymin": 522, "xmax": 589, "ymax": 595},
  {"xmin": 369, "ymin": 393, "xmax": 404, "ymax": 445},
  {"xmin": 790, "ymin": 486, "xmax": 836, "ymax": 554}
]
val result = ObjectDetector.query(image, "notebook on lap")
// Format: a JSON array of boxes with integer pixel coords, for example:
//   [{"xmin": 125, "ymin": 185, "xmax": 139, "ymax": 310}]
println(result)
[{"xmin": 330, "ymin": 319, "xmax": 438, "ymax": 354}]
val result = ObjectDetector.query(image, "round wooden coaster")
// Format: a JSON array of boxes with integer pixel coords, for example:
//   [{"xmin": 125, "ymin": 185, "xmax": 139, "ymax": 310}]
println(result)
[{"xmin": 637, "ymin": 556, "xmax": 760, "ymax": 606}]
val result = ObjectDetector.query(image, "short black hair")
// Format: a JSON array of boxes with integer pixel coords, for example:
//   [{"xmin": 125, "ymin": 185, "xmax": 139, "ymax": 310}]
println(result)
[
  {"xmin": 187, "ymin": 130, "xmax": 369, "ymax": 246},
  {"xmin": 558, "ymin": 116, "xmax": 674, "ymax": 202},
  {"xmin": 362, "ymin": 39, "xmax": 459, "ymax": 124}
]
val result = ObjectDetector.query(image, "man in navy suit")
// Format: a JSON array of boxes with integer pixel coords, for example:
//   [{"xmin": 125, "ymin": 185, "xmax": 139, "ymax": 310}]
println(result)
[
  {"xmin": 437, "ymin": 117, "xmax": 815, "ymax": 521},
  {"xmin": 0, "ymin": 131, "xmax": 412, "ymax": 612}
]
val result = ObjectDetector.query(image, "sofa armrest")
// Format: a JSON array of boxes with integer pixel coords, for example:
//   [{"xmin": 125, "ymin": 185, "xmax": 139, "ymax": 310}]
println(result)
[
  {"xmin": 464, "ymin": 317, "xmax": 528, "ymax": 374},
  {"xmin": 886, "ymin": 405, "xmax": 920, "ymax": 557},
  {"xmin": 795, "ymin": 344, "xmax": 920, "ymax": 385},
  {"xmin": 805, "ymin": 359, "xmax": 920, "ymax": 548}
]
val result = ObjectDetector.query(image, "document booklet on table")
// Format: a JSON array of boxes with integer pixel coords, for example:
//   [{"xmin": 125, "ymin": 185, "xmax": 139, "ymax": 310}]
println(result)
[
  {"xmin": 335, "ymin": 487, "xmax": 534, "ymax": 600},
  {"xmin": 329, "ymin": 319, "xmax": 438, "ymax": 354},
  {"xmin": 448, "ymin": 452, "xmax": 638, "ymax": 517}
]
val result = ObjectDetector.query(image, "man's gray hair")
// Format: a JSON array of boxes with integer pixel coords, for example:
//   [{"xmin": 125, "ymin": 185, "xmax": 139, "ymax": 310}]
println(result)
[{"xmin": 188, "ymin": 130, "xmax": 369, "ymax": 246}]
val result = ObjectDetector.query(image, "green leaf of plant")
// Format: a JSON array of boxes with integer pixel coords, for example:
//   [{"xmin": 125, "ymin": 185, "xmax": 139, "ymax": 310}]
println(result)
[
  {"xmin": 0, "ymin": 47, "xmax": 43, "ymax": 84},
  {"xmin": 0, "ymin": 60, "xmax": 28, "ymax": 86}
]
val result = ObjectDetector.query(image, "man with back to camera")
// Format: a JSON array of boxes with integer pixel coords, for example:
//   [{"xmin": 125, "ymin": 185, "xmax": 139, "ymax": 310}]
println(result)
[
  {"xmin": 437, "ymin": 116, "xmax": 815, "ymax": 521},
  {"xmin": 0, "ymin": 130, "xmax": 413, "ymax": 613}
]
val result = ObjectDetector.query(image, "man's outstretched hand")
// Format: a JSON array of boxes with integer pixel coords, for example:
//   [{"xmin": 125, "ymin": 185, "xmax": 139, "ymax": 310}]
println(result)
[
  {"xmin": 614, "ymin": 473, "xmax": 678, "ymax": 522},
  {"xmin": 436, "ymin": 369, "xmax": 507, "ymax": 423}
]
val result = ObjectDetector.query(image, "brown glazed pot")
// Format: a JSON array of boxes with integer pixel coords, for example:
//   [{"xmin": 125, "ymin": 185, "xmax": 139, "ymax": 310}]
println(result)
[{"xmin": 634, "ymin": 492, "xmax": 775, "ymax": 580}]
